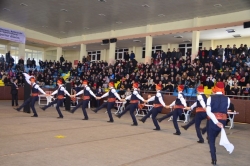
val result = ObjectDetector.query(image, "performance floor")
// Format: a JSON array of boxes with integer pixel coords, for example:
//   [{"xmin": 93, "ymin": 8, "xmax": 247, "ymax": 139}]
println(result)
[{"xmin": 0, "ymin": 101, "xmax": 249, "ymax": 166}]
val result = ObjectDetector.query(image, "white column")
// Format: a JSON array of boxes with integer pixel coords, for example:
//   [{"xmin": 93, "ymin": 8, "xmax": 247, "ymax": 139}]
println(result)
[
  {"xmin": 80, "ymin": 44, "xmax": 87, "ymax": 61},
  {"xmin": 145, "ymin": 36, "xmax": 152, "ymax": 64},
  {"xmin": 101, "ymin": 49, "xmax": 107, "ymax": 61},
  {"xmin": 202, "ymin": 40, "xmax": 214, "ymax": 49},
  {"xmin": 129, "ymin": 46, "xmax": 136, "ymax": 53},
  {"xmin": 191, "ymin": 31, "xmax": 200, "ymax": 60},
  {"xmin": 161, "ymin": 45, "xmax": 168, "ymax": 52},
  {"xmin": 56, "ymin": 47, "xmax": 62, "ymax": 61},
  {"xmin": 18, "ymin": 43, "xmax": 25, "ymax": 59},
  {"xmin": 108, "ymin": 42, "xmax": 116, "ymax": 64},
  {"xmin": 7, "ymin": 44, "xmax": 11, "ymax": 52}
]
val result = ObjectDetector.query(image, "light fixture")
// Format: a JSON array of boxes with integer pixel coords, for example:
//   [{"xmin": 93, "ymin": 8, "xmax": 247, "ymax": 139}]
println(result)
[
  {"xmin": 98, "ymin": 14, "xmax": 106, "ymax": 16},
  {"xmin": 84, "ymin": 27, "xmax": 90, "ymax": 30},
  {"xmin": 183, "ymin": 40, "xmax": 191, "ymax": 42},
  {"xmin": 20, "ymin": 3, "xmax": 28, "ymax": 6},
  {"xmin": 158, "ymin": 14, "xmax": 165, "ymax": 17},
  {"xmin": 142, "ymin": 4, "xmax": 150, "ymax": 7},
  {"xmin": 116, "ymin": 21, "xmax": 122, "ymax": 24},
  {"xmin": 214, "ymin": 4, "xmax": 222, "ymax": 7},
  {"xmin": 42, "ymin": 26, "xmax": 48, "ymax": 28},
  {"xmin": 233, "ymin": 34, "xmax": 241, "ymax": 38},
  {"xmin": 60, "ymin": 31, "xmax": 66, "ymax": 34},
  {"xmin": 60, "ymin": 9, "xmax": 68, "ymax": 12},
  {"xmin": 98, "ymin": 0, "xmax": 106, "ymax": 2},
  {"xmin": 3, "ymin": 8, "xmax": 10, "ymax": 11},
  {"xmin": 65, "ymin": 21, "xmax": 72, "ymax": 23},
  {"xmin": 226, "ymin": 29, "xmax": 235, "ymax": 33},
  {"xmin": 133, "ymin": 40, "xmax": 141, "ymax": 42},
  {"xmin": 174, "ymin": 35, "xmax": 183, "ymax": 38}
]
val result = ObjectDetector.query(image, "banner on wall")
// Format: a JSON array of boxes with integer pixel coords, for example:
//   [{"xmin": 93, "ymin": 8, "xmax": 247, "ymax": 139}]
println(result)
[{"xmin": 0, "ymin": 26, "xmax": 26, "ymax": 44}]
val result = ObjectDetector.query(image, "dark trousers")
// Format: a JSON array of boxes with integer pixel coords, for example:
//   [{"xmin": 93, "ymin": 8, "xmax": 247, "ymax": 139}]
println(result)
[
  {"xmin": 12, "ymin": 94, "xmax": 18, "ymax": 106},
  {"xmin": 141, "ymin": 107, "xmax": 163, "ymax": 129},
  {"xmin": 71, "ymin": 100, "xmax": 89, "ymax": 118},
  {"xmin": 195, "ymin": 112, "xmax": 207, "ymax": 141},
  {"xmin": 95, "ymin": 102, "xmax": 115, "ymax": 121},
  {"xmin": 208, "ymin": 119, "xmax": 226, "ymax": 161},
  {"xmin": 201, "ymin": 120, "xmax": 209, "ymax": 136},
  {"xmin": 119, "ymin": 103, "xmax": 138, "ymax": 125},
  {"xmin": 18, "ymin": 97, "xmax": 38, "ymax": 116},
  {"xmin": 43, "ymin": 99, "xmax": 64, "ymax": 117},
  {"xmin": 158, "ymin": 108, "xmax": 183, "ymax": 133}
]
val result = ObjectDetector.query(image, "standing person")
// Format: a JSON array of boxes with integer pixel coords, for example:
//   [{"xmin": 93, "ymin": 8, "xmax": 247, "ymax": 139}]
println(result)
[
  {"xmin": 60, "ymin": 55, "xmax": 65, "ymax": 65},
  {"xmin": 181, "ymin": 85, "xmax": 207, "ymax": 143},
  {"xmin": 93, "ymin": 82, "xmax": 122, "ymax": 123},
  {"xmin": 138, "ymin": 84, "xmax": 167, "ymax": 131},
  {"xmin": 116, "ymin": 82, "xmax": 146, "ymax": 126},
  {"xmin": 96, "ymin": 85, "xmax": 103, "ymax": 107},
  {"xmin": 70, "ymin": 80, "xmax": 97, "ymax": 120},
  {"xmin": 15, "ymin": 73, "xmax": 47, "ymax": 117},
  {"xmin": 206, "ymin": 82, "xmax": 231, "ymax": 165},
  {"xmin": 11, "ymin": 79, "xmax": 19, "ymax": 107},
  {"xmin": 157, "ymin": 85, "xmax": 187, "ymax": 135},
  {"xmin": 40, "ymin": 79, "xmax": 71, "ymax": 119}
]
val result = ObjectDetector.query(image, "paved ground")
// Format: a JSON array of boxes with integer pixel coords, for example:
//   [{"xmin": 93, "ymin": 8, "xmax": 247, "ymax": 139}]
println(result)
[{"xmin": 0, "ymin": 100, "xmax": 249, "ymax": 166}]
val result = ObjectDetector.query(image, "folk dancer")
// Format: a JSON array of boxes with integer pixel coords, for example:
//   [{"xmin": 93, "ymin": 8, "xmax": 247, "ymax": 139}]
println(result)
[
  {"xmin": 93, "ymin": 82, "xmax": 122, "ymax": 123},
  {"xmin": 71, "ymin": 80, "xmax": 97, "ymax": 120},
  {"xmin": 181, "ymin": 85, "xmax": 207, "ymax": 143},
  {"xmin": 138, "ymin": 84, "xmax": 167, "ymax": 131},
  {"xmin": 206, "ymin": 82, "xmax": 231, "ymax": 165},
  {"xmin": 157, "ymin": 85, "xmax": 187, "ymax": 135},
  {"xmin": 40, "ymin": 79, "xmax": 71, "ymax": 118},
  {"xmin": 15, "ymin": 73, "xmax": 47, "ymax": 117},
  {"xmin": 116, "ymin": 82, "xmax": 146, "ymax": 126}
]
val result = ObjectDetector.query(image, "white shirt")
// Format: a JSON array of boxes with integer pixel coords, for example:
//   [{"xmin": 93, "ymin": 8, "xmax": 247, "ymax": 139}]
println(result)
[
  {"xmin": 147, "ymin": 90, "xmax": 166, "ymax": 107},
  {"xmin": 190, "ymin": 93, "xmax": 206, "ymax": 110},
  {"xmin": 51, "ymin": 85, "xmax": 71, "ymax": 96},
  {"xmin": 125, "ymin": 89, "xmax": 145, "ymax": 101},
  {"xmin": 169, "ymin": 91, "xmax": 187, "ymax": 107},
  {"xmin": 75, "ymin": 85, "xmax": 96, "ymax": 98},
  {"xmin": 23, "ymin": 73, "xmax": 46, "ymax": 95},
  {"xmin": 101, "ymin": 88, "xmax": 121, "ymax": 100},
  {"xmin": 206, "ymin": 92, "xmax": 230, "ymax": 124}
]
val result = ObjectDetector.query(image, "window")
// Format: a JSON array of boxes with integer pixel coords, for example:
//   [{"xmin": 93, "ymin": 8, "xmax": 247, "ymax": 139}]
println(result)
[
  {"xmin": 11, "ymin": 46, "xmax": 19, "ymax": 63},
  {"xmin": 25, "ymin": 49, "xmax": 43, "ymax": 65},
  {"xmin": 142, "ymin": 45, "xmax": 162, "ymax": 58},
  {"xmin": 88, "ymin": 51, "xmax": 101, "ymax": 61},
  {"xmin": 115, "ymin": 48, "xmax": 128, "ymax": 60},
  {"xmin": 178, "ymin": 43, "xmax": 203, "ymax": 57},
  {"xmin": 0, "ymin": 44, "xmax": 6, "ymax": 55}
]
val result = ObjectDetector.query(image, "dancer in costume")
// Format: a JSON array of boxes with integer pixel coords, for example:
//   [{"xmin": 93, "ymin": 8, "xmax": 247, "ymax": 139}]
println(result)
[
  {"xmin": 70, "ymin": 80, "xmax": 97, "ymax": 120},
  {"xmin": 181, "ymin": 85, "xmax": 207, "ymax": 143},
  {"xmin": 157, "ymin": 85, "xmax": 187, "ymax": 135},
  {"xmin": 205, "ymin": 82, "xmax": 231, "ymax": 165},
  {"xmin": 40, "ymin": 79, "xmax": 71, "ymax": 118},
  {"xmin": 93, "ymin": 81, "xmax": 122, "ymax": 123},
  {"xmin": 116, "ymin": 82, "xmax": 146, "ymax": 126},
  {"xmin": 15, "ymin": 73, "xmax": 47, "ymax": 117},
  {"xmin": 138, "ymin": 84, "xmax": 166, "ymax": 130}
]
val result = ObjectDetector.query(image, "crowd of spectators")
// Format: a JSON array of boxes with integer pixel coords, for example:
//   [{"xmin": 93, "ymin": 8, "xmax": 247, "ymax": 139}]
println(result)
[{"xmin": 1, "ymin": 43, "xmax": 250, "ymax": 98}]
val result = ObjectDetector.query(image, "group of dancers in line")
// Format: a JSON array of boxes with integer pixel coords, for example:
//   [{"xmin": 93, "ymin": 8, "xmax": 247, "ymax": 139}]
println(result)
[{"xmin": 14, "ymin": 73, "xmax": 231, "ymax": 165}]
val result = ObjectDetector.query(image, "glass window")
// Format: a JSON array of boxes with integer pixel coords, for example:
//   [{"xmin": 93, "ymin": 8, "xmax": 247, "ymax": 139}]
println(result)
[
  {"xmin": 24, "ymin": 49, "xmax": 44, "ymax": 66},
  {"xmin": 88, "ymin": 50, "xmax": 101, "ymax": 61}
]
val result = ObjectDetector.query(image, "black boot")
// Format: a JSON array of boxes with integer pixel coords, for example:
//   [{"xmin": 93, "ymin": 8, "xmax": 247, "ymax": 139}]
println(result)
[
  {"xmin": 211, "ymin": 160, "xmax": 216, "ymax": 165},
  {"xmin": 138, "ymin": 119, "xmax": 145, "ymax": 123},
  {"xmin": 181, "ymin": 125, "xmax": 188, "ymax": 130}
]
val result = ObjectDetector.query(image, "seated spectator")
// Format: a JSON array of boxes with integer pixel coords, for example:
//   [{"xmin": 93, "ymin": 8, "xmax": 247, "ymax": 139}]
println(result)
[
  {"xmin": 206, "ymin": 74, "xmax": 215, "ymax": 89},
  {"xmin": 163, "ymin": 81, "xmax": 174, "ymax": 92},
  {"xmin": 230, "ymin": 84, "xmax": 240, "ymax": 96},
  {"xmin": 241, "ymin": 83, "xmax": 250, "ymax": 96},
  {"xmin": 227, "ymin": 76, "xmax": 233, "ymax": 86}
]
